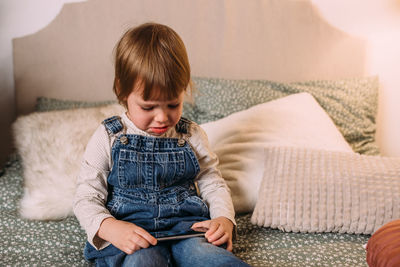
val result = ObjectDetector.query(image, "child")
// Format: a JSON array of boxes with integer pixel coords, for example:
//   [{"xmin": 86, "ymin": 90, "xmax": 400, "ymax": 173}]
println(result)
[{"xmin": 73, "ymin": 22, "xmax": 250, "ymax": 267}]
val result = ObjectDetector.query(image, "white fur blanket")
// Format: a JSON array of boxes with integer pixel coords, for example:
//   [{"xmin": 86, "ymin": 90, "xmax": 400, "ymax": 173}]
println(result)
[{"xmin": 251, "ymin": 146, "xmax": 400, "ymax": 234}]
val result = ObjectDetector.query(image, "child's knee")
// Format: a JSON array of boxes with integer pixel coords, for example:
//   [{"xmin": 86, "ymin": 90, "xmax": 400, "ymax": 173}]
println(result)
[
  {"xmin": 123, "ymin": 247, "xmax": 170, "ymax": 267},
  {"xmin": 172, "ymin": 237, "xmax": 249, "ymax": 266},
  {"xmin": 175, "ymin": 237, "xmax": 229, "ymax": 256}
]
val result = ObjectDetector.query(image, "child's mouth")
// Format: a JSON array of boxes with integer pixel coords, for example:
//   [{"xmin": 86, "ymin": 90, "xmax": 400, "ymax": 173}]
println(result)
[{"xmin": 151, "ymin": 126, "xmax": 169, "ymax": 134}]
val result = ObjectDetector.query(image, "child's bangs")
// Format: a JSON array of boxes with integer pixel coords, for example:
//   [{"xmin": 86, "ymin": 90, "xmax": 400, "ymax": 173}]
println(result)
[{"xmin": 139, "ymin": 67, "xmax": 187, "ymax": 101}]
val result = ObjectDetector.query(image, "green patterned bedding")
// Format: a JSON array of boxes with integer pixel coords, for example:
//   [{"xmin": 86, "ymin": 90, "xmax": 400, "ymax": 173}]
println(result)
[{"xmin": 0, "ymin": 156, "xmax": 370, "ymax": 266}]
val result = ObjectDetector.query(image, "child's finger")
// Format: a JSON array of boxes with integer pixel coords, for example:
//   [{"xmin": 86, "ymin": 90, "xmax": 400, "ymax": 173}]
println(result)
[
  {"xmin": 123, "ymin": 241, "xmax": 141, "ymax": 255},
  {"xmin": 207, "ymin": 225, "xmax": 225, "ymax": 242},
  {"xmin": 211, "ymin": 232, "xmax": 233, "ymax": 251},
  {"xmin": 226, "ymin": 239, "xmax": 233, "ymax": 252},
  {"xmin": 191, "ymin": 221, "xmax": 210, "ymax": 231},
  {"xmin": 205, "ymin": 221, "xmax": 220, "ymax": 239},
  {"xmin": 129, "ymin": 234, "xmax": 153, "ymax": 249},
  {"xmin": 211, "ymin": 232, "xmax": 229, "ymax": 246},
  {"xmin": 133, "ymin": 226, "xmax": 157, "ymax": 246}
]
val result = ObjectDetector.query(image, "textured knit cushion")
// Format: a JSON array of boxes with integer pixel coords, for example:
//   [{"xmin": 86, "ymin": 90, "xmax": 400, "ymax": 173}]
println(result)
[
  {"xmin": 188, "ymin": 76, "xmax": 380, "ymax": 155},
  {"xmin": 251, "ymin": 146, "xmax": 400, "ymax": 234},
  {"xmin": 201, "ymin": 93, "xmax": 353, "ymax": 213},
  {"xmin": 366, "ymin": 219, "xmax": 400, "ymax": 267}
]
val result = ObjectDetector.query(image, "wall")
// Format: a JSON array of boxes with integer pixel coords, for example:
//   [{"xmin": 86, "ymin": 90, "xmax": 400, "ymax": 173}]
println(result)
[
  {"xmin": 1, "ymin": 0, "xmax": 400, "ymax": 165},
  {"xmin": 311, "ymin": 0, "xmax": 400, "ymax": 155},
  {"xmin": 0, "ymin": 0, "xmax": 85, "ymax": 167}
]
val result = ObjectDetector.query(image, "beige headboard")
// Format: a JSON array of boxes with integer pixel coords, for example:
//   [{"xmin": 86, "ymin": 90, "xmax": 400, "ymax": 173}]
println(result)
[{"xmin": 13, "ymin": 0, "xmax": 366, "ymax": 116}]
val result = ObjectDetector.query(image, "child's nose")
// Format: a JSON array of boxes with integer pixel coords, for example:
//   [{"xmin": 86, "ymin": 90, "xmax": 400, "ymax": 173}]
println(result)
[{"xmin": 155, "ymin": 109, "xmax": 168, "ymax": 123}]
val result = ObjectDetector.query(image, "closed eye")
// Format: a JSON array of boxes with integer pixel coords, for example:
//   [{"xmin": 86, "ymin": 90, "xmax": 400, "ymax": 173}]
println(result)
[
  {"xmin": 141, "ymin": 106, "xmax": 154, "ymax": 111},
  {"xmin": 168, "ymin": 104, "xmax": 180, "ymax": 109}
]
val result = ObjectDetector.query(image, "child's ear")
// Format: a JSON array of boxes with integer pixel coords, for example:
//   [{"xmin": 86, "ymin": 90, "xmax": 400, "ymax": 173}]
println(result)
[
  {"xmin": 184, "ymin": 80, "xmax": 195, "ymax": 104},
  {"xmin": 114, "ymin": 79, "xmax": 121, "ymax": 95},
  {"xmin": 114, "ymin": 79, "xmax": 128, "ymax": 107}
]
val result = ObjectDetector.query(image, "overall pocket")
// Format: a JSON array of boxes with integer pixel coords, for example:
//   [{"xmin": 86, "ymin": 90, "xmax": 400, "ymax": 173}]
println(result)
[
  {"xmin": 118, "ymin": 149, "xmax": 186, "ymax": 189},
  {"xmin": 180, "ymin": 195, "xmax": 210, "ymax": 217}
]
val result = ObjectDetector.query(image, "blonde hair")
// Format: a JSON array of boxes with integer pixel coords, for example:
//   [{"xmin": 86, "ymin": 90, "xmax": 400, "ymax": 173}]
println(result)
[{"xmin": 113, "ymin": 22, "xmax": 192, "ymax": 106}]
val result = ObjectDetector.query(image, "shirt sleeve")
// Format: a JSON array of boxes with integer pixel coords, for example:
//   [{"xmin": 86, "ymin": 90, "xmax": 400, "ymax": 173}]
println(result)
[
  {"xmin": 189, "ymin": 123, "xmax": 236, "ymax": 226},
  {"xmin": 73, "ymin": 124, "xmax": 114, "ymax": 250}
]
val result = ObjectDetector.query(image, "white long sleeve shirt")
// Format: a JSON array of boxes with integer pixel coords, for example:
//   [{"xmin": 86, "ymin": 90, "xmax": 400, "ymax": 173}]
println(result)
[{"xmin": 73, "ymin": 112, "xmax": 235, "ymax": 250}]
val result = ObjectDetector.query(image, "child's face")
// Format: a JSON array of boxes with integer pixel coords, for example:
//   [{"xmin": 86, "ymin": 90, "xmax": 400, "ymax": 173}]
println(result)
[{"xmin": 125, "ymin": 88, "xmax": 184, "ymax": 136}]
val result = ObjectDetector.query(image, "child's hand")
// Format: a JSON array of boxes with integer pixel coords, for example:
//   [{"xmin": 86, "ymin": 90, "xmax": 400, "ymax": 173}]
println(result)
[
  {"xmin": 191, "ymin": 216, "xmax": 234, "ymax": 251},
  {"xmin": 97, "ymin": 217, "xmax": 157, "ymax": 254}
]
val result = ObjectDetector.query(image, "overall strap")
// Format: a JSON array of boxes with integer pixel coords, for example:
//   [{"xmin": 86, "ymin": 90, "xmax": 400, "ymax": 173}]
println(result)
[
  {"xmin": 175, "ymin": 117, "xmax": 192, "ymax": 134},
  {"xmin": 102, "ymin": 116, "xmax": 124, "ymax": 135}
]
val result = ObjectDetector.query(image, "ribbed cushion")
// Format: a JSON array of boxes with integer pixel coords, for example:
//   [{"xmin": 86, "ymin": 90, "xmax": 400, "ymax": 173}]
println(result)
[{"xmin": 251, "ymin": 146, "xmax": 400, "ymax": 234}]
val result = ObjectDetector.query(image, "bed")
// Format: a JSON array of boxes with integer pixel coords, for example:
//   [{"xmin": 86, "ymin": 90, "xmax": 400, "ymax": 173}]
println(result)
[{"xmin": 3, "ymin": 0, "xmax": 400, "ymax": 266}]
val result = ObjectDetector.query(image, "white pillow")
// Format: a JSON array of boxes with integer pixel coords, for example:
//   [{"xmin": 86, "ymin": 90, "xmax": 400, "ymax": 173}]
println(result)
[
  {"xmin": 13, "ymin": 104, "xmax": 125, "ymax": 220},
  {"xmin": 200, "ymin": 92, "xmax": 353, "ymax": 214}
]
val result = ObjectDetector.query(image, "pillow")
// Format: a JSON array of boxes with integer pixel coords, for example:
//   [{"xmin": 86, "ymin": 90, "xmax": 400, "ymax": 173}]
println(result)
[
  {"xmin": 366, "ymin": 219, "xmax": 400, "ymax": 266},
  {"xmin": 201, "ymin": 92, "xmax": 353, "ymax": 213},
  {"xmin": 189, "ymin": 76, "xmax": 380, "ymax": 155},
  {"xmin": 13, "ymin": 104, "xmax": 125, "ymax": 220},
  {"xmin": 251, "ymin": 146, "xmax": 400, "ymax": 234}
]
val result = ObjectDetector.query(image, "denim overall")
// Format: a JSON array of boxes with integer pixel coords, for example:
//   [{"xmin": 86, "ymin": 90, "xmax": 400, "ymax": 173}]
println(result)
[{"xmin": 84, "ymin": 116, "xmax": 210, "ymax": 261}]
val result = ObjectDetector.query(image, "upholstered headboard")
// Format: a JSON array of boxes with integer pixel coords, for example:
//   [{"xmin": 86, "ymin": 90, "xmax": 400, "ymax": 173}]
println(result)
[{"xmin": 13, "ymin": 0, "xmax": 366, "ymax": 116}]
